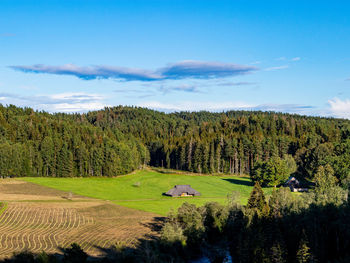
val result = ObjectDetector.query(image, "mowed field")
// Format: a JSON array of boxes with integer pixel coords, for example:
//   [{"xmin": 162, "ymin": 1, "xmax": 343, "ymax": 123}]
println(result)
[
  {"xmin": 0, "ymin": 180, "xmax": 158, "ymax": 259},
  {"xmin": 21, "ymin": 169, "xmax": 272, "ymax": 215}
]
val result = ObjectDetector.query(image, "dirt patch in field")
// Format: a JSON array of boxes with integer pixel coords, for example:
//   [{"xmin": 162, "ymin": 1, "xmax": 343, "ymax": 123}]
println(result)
[{"xmin": 0, "ymin": 180, "xmax": 89, "ymax": 201}]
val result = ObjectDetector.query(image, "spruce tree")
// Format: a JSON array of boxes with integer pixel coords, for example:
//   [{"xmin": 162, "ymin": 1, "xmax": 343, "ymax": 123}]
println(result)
[
  {"xmin": 296, "ymin": 238, "xmax": 311, "ymax": 263},
  {"xmin": 247, "ymin": 182, "xmax": 268, "ymax": 214},
  {"xmin": 57, "ymin": 144, "xmax": 73, "ymax": 177}
]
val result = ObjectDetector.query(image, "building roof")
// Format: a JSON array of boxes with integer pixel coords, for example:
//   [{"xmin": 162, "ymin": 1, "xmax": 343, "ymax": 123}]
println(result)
[
  {"xmin": 165, "ymin": 185, "xmax": 201, "ymax": 197},
  {"xmin": 285, "ymin": 176, "xmax": 300, "ymax": 189},
  {"xmin": 286, "ymin": 176, "xmax": 299, "ymax": 185}
]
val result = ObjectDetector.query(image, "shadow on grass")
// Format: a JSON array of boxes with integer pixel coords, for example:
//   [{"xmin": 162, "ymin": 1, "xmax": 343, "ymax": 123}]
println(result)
[{"xmin": 222, "ymin": 178, "xmax": 254, "ymax": 187}]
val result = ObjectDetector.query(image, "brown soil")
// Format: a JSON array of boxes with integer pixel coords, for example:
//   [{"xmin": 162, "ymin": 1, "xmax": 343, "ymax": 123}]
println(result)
[{"xmin": 0, "ymin": 179, "xmax": 160, "ymax": 259}]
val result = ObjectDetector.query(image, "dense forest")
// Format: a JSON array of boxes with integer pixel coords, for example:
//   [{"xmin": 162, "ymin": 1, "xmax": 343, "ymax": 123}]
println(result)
[
  {"xmin": 0, "ymin": 105, "xmax": 149, "ymax": 178},
  {"xmin": 81, "ymin": 106, "xmax": 350, "ymax": 183},
  {"xmin": 1, "ymin": 104, "xmax": 350, "ymax": 184}
]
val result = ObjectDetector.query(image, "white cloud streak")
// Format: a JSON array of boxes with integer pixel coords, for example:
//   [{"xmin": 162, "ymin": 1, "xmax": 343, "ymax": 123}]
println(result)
[
  {"xmin": 265, "ymin": 65, "xmax": 289, "ymax": 71},
  {"xmin": 137, "ymin": 101, "xmax": 314, "ymax": 114},
  {"xmin": 0, "ymin": 92, "xmax": 107, "ymax": 113},
  {"xmin": 328, "ymin": 98, "xmax": 350, "ymax": 119}
]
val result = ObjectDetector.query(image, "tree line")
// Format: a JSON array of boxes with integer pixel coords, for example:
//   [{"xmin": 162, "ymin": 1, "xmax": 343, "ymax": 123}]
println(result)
[
  {"xmin": 79, "ymin": 106, "xmax": 350, "ymax": 182},
  {"xmin": 1, "ymin": 104, "xmax": 350, "ymax": 182}
]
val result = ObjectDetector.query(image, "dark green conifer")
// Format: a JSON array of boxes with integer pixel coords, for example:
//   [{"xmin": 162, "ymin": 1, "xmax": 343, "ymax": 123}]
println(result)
[{"xmin": 247, "ymin": 181, "xmax": 267, "ymax": 213}]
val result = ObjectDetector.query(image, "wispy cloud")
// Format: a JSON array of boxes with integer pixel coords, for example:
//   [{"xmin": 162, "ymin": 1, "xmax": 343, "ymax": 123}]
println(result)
[
  {"xmin": 328, "ymin": 98, "xmax": 350, "ymax": 119},
  {"xmin": 160, "ymin": 60, "xmax": 256, "ymax": 79},
  {"xmin": 253, "ymin": 104, "xmax": 313, "ymax": 112},
  {"xmin": 137, "ymin": 101, "xmax": 253, "ymax": 112},
  {"xmin": 138, "ymin": 100, "xmax": 314, "ymax": 114},
  {"xmin": 264, "ymin": 65, "xmax": 289, "ymax": 71},
  {"xmin": 276, "ymin": 57, "xmax": 286, "ymax": 61},
  {"xmin": 113, "ymin": 88, "xmax": 147, "ymax": 93},
  {"xmin": 345, "ymin": 78, "xmax": 350, "ymax": 81},
  {"xmin": 10, "ymin": 64, "xmax": 161, "ymax": 81},
  {"xmin": 10, "ymin": 61, "xmax": 257, "ymax": 82},
  {"xmin": 291, "ymin": 57, "xmax": 301, "ymax": 61},
  {"xmin": 0, "ymin": 92, "xmax": 107, "ymax": 112},
  {"xmin": 276, "ymin": 57, "xmax": 301, "ymax": 62},
  {"xmin": 158, "ymin": 84, "xmax": 199, "ymax": 93},
  {"xmin": 216, "ymin": 81, "xmax": 256, "ymax": 86}
]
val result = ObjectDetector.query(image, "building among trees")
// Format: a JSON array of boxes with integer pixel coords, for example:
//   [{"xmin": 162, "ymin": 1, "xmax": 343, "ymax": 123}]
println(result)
[
  {"xmin": 285, "ymin": 176, "xmax": 308, "ymax": 192},
  {"xmin": 165, "ymin": 185, "xmax": 201, "ymax": 197}
]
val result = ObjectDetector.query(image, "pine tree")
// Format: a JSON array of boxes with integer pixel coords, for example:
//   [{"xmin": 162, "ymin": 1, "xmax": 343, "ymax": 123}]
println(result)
[
  {"xmin": 247, "ymin": 182, "xmax": 268, "ymax": 214},
  {"xmin": 41, "ymin": 136, "xmax": 54, "ymax": 177},
  {"xmin": 209, "ymin": 142, "xmax": 215, "ymax": 173},
  {"xmin": 57, "ymin": 144, "xmax": 73, "ymax": 177},
  {"xmin": 179, "ymin": 145, "xmax": 186, "ymax": 170},
  {"xmin": 193, "ymin": 143, "xmax": 202, "ymax": 173},
  {"xmin": 296, "ymin": 238, "xmax": 311, "ymax": 263},
  {"xmin": 215, "ymin": 143, "xmax": 221, "ymax": 173},
  {"xmin": 187, "ymin": 138, "xmax": 193, "ymax": 171},
  {"xmin": 202, "ymin": 144, "xmax": 209, "ymax": 173},
  {"xmin": 270, "ymin": 243, "xmax": 286, "ymax": 263}
]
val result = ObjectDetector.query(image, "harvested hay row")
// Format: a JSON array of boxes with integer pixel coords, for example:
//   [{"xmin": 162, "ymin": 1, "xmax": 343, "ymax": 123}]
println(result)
[{"xmin": 0, "ymin": 202, "xmax": 158, "ymax": 258}]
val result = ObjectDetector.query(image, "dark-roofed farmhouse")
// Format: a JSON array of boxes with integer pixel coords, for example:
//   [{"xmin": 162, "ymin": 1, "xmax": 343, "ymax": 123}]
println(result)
[
  {"xmin": 285, "ymin": 176, "xmax": 308, "ymax": 192},
  {"xmin": 165, "ymin": 185, "xmax": 201, "ymax": 197}
]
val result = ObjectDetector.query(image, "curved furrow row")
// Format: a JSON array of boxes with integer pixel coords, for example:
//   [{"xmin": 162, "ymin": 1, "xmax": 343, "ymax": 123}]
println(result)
[
  {"xmin": 44, "ymin": 208, "xmax": 69, "ymax": 251},
  {"xmin": 50, "ymin": 208, "xmax": 68, "ymax": 249},
  {"xmin": 85, "ymin": 226, "xmax": 116, "ymax": 250},
  {"xmin": 16, "ymin": 207, "xmax": 34, "ymax": 251},
  {"xmin": 0, "ymin": 205, "xmax": 28, "ymax": 252},
  {"xmin": 24, "ymin": 206, "xmax": 42, "ymax": 252},
  {"xmin": 61, "ymin": 225, "xmax": 95, "ymax": 250},
  {"xmin": 54, "ymin": 208, "xmax": 82, "ymax": 248},
  {"xmin": 2, "ymin": 209, "xmax": 35, "ymax": 253},
  {"xmin": 43, "ymin": 208, "xmax": 62, "ymax": 252},
  {"xmin": 37, "ymin": 208, "xmax": 58, "ymax": 252},
  {"xmin": 0, "ymin": 204, "xmax": 22, "ymax": 233},
  {"xmin": 65, "ymin": 223, "xmax": 100, "ymax": 249},
  {"xmin": 93, "ymin": 234, "xmax": 117, "ymax": 251},
  {"xmin": 16, "ymin": 206, "xmax": 43, "ymax": 252},
  {"xmin": 0, "ymin": 205, "xmax": 31, "ymax": 253},
  {"xmin": 64, "ymin": 213, "xmax": 96, "ymax": 249},
  {"xmin": 0, "ymin": 204, "xmax": 17, "ymax": 225},
  {"xmin": 7, "ymin": 206, "xmax": 31, "ymax": 253},
  {"xmin": 31, "ymin": 208, "xmax": 62, "ymax": 252},
  {"xmin": 6, "ymin": 208, "xmax": 33, "ymax": 253},
  {"xmin": 79, "ymin": 224, "xmax": 108, "ymax": 251},
  {"xmin": 42, "ymin": 208, "xmax": 67, "ymax": 254},
  {"xmin": 43, "ymin": 209, "xmax": 56, "ymax": 251},
  {"xmin": 31, "ymin": 208, "xmax": 51, "ymax": 251},
  {"xmin": 0, "ymin": 203, "xmax": 140, "ymax": 257}
]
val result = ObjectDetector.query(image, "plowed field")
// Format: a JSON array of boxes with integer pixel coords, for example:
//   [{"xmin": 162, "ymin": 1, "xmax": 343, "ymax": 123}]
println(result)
[{"xmin": 0, "ymin": 180, "xmax": 157, "ymax": 258}]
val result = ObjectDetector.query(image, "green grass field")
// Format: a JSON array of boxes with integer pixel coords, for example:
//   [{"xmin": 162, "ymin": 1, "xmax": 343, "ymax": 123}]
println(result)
[{"xmin": 21, "ymin": 170, "xmax": 272, "ymax": 215}]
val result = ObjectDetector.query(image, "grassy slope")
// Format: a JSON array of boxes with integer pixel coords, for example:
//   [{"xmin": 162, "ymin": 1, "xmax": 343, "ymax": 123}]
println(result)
[{"xmin": 21, "ymin": 170, "xmax": 272, "ymax": 215}]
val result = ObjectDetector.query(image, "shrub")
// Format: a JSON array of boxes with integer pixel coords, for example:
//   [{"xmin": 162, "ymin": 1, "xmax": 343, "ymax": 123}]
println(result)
[{"xmin": 63, "ymin": 243, "xmax": 87, "ymax": 263}]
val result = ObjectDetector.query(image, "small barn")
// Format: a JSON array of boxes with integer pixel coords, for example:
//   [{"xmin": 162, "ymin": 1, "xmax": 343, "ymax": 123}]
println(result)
[
  {"xmin": 165, "ymin": 185, "xmax": 201, "ymax": 197},
  {"xmin": 285, "ymin": 176, "xmax": 308, "ymax": 192}
]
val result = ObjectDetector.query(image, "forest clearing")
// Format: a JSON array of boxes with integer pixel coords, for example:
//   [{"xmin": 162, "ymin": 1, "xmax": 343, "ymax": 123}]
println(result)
[{"xmin": 21, "ymin": 169, "xmax": 273, "ymax": 215}]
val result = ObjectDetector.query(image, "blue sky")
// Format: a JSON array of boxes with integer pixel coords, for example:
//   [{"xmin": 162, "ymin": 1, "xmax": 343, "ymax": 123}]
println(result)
[{"xmin": 1, "ymin": 0, "xmax": 350, "ymax": 118}]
